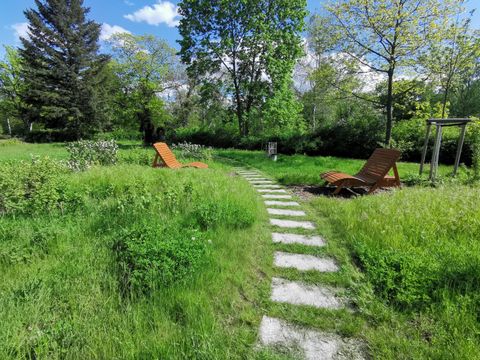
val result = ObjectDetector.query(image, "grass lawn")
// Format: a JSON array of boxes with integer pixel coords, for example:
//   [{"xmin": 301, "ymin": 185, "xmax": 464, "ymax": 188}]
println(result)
[
  {"xmin": 0, "ymin": 143, "xmax": 283, "ymax": 359},
  {"xmin": 1, "ymin": 141, "xmax": 480, "ymax": 359},
  {"xmin": 215, "ymin": 149, "xmax": 460, "ymax": 185}
]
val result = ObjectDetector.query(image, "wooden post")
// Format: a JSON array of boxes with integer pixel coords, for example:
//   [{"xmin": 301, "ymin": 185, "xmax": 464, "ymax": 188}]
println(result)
[
  {"xmin": 453, "ymin": 124, "xmax": 467, "ymax": 176},
  {"xmin": 429, "ymin": 124, "xmax": 442, "ymax": 181},
  {"xmin": 419, "ymin": 122, "xmax": 432, "ymax": 175}
]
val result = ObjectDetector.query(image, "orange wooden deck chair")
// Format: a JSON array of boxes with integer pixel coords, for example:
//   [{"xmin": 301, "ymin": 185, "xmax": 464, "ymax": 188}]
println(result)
[
  {"xmin": 152, "ymin": 142, "xmax": 208, "ymax": 169},
  {"xmin": 321, "ymin": 148, "xmax": 401, "ymax": 195}
]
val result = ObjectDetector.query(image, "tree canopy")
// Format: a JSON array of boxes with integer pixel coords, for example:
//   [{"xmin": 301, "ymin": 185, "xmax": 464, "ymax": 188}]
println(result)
[
  {"xmin": 19, "ymin": 0, "xmax": 109, "ymax": 139},
  {"xmin": 178, "ymin": 0, "xmax": 307, "ymax": 136}
]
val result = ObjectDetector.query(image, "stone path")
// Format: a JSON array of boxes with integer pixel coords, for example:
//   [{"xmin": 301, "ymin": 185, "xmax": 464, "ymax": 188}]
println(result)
[{"xmin": 235, "ymin": 167, "xmax": 364, "ymax": 360}]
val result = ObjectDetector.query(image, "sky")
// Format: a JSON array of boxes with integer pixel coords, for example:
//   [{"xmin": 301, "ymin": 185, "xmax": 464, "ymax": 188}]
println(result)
[{"xmin": 1, "ymin": 0, "xmax": 480, "ymax": 58}]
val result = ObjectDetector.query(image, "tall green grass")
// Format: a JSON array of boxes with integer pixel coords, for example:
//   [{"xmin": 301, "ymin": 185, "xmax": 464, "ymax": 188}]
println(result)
[
  {"xmin": 309, "ymin": 188, "xmax": 480, "ymax": 359},
  {"xmin": 0, "ymin": 165, "xmax": 277, "ymax": 359}
]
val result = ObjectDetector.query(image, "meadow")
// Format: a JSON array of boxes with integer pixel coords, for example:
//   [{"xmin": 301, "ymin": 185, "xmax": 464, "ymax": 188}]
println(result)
[{"xmin": 1, "ymin": 140, "xmax": 480, "ymax": 359}]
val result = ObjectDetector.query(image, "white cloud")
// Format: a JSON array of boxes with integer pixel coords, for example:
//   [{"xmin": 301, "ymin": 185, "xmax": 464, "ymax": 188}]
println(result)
[
  {"xmin": 100, "ymin": 23, "xmax": 131, "ymax": 41},
  {"xmin": 11, "ymin": 22, "xmax": 30, "ymax": 41},
  {"xmin": 124, "ymin": 1, "xmax": 180, "ymax": 27},
  {"xmin": 124, "ymin": 0, "xmax": 135, "ymax": 6}
]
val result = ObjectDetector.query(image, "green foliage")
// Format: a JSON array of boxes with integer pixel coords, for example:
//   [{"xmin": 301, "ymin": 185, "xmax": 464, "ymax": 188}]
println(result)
[
  {"xmin": 316, "ymin": 0, "xmax": 465, "ymax": 144},
  {"xmin": 19, "ymin": 0, "xmax": 109, "ymax": 139},
  {"xmin": 107, "ymin": 34, "xmax": 179, "ymax": 142},
  {"xmin": 355, "ymin": 244, "xmax": 440, "ymax": 308},
  {"xmin": 66, "ymin": 140, "xmax": 119, "ymax": 171},
  {"xmin": 0, "ymin": 157, "xmax": 80, "ymax": 215},
  {"xmin": 191, "ymin": 201, "xmax": 255, "ymax": 230},
  {"xmin": 172, "ymin": 142, "xmax": 213, "ymax": 161},
  {"xmin": 114, "ymin": 223, "xmax": 207, "ymax": 293},
  {"xmin": 0, "ymin": 47, "xmax": 25, "ymax": 134},
  {"xmin": 178, "ymin": 0, "xmax": 307, "ymax": 136},
  {"xmin": 262, "ymin": 81, "xmax": 305, "ymax": 135},
  {"xmin": 470, "ymin": 119, "xmax": 480, "ymax": 180}
]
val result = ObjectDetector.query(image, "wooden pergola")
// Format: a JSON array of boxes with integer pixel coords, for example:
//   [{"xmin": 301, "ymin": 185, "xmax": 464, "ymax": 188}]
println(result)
[{"xmin": 419, "ymin": 118, "xmax": 471, "ymax": 180}]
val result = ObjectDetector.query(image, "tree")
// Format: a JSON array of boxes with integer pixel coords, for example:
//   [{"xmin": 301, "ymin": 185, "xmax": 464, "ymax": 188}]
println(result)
[
  {"xmin": 19, "ymin": 0, "xmax": 109, "ymax": 140},
  {"xmin": 317, "ymin": 0, "xmax": 463, "ymax": 145},
  {"xmin": 178, "ymin": 0, "xmax": 307, "ymax": 136},
  {"xmin": 108, "ymin": 33, "xmax": 180, "ymax": 144},
  {"xmin": 0, "ymin": 47, "xmax": 25, "ymax": 134},
  {"xmin": 423, "ymin": 14, "xmax": 480, "ymax": 117}
]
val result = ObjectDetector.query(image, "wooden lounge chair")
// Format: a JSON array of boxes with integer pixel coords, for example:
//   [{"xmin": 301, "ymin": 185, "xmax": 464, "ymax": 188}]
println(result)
[
  {"xmin": 321, "ymin": 148, "xmax": 401, "ymax": 195},
  {"xmin": 152, "ymin": 142, "xmax": 208, "ymax": 169}
]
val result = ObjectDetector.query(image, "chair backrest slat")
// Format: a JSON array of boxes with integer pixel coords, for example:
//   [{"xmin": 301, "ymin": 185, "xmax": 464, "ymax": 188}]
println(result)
[
  {"xmin": 356, "ymin": 148, "xmax": 401, "ymax": 180},
  {"xmin": 153, "ymin": 142, "xmax": 182, "ymax": 169}
]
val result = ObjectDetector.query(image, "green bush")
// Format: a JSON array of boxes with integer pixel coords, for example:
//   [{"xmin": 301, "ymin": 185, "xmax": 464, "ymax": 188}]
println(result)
[
  {"xmin": 66, "ymin": 140, "xmax": 118, "ymax": 171},
  {"xmin": 114, "ymin": 223, "xmax": 207, "ymax": 294},
  {"xmin": 0, "ymin": 157, "xmax": 81, "ymax": 215},
  {"xmin": 171, "ymin": 142, "xmax": 213, "ymax": 161},
  {"xmin": 118, "ymin": 147, "xmax": 152, "ymax": 166},
  {"xmin": 94, "ymin": 129, "xmax": 142, "ymax": 141},
  {"xmin": 392, "ymin": 117, "xmax": 475, "ymax": 165}
]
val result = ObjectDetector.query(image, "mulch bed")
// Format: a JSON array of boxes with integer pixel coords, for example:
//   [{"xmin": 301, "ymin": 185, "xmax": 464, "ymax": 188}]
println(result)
[{"xmin": 287, "ymin": 185, "xmax": 369, "ymax": 200}]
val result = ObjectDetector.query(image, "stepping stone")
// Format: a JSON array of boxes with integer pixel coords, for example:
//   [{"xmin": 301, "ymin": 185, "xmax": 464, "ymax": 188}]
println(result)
[
  {"xmin": 267, "ymin": 208, "xmax": 306, "ymax": 217},
  {"xmin": 270, "ymin": 219, "xmax": 315, "ymax": 229},
  {"xmin": 265, "ymin": 201, "xmax": 300, "ymax": 207},
  {"xmin": 259, "ymin": 316, "xmax": 365, "ymax": 360},
  {"xmin": 263, "ymin": 194, "xmax": 292, "ymax": 199},
  {"xmin": 271, "ymin": 278, "xmax": 342, "ymax": 309},
  {"xmin": 250, "ymin": 181, "xmax": 274, "ymax": 184},
  {"xmin": 274, "ymin": 252, "xmax": 338, "ymax": 272},
  {"xmin": 272, "ymin": 233, "xmax": 325, "ymax": 247},
  {"xmin": 258, "ymin": 189, "xmax": 287, "ymax": 193},
  {"xmin": 245, "ymin": 177, "xmax": 268, "ymax": 180},
  {"xmin": 254, "ymin": 185, "xmax": 282, "ymax": 189}
]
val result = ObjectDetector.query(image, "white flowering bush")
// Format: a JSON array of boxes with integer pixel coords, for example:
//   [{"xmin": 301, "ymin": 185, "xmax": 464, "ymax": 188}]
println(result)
[
  {"xmin": 171, "ymin": 142, "xmax": 213, "ymax": 161},
  {"xmin": 66, "ymin": 140, "xmax": 118, "ymax": 171}
]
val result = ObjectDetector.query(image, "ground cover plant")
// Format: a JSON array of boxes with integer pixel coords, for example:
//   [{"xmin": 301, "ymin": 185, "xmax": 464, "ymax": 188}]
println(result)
[{"xmin": 0, "ymin": 143, "xmax": 281, "ymax": 359}]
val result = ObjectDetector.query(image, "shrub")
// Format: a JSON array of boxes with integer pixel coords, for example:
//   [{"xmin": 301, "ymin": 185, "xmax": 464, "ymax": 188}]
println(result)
[
  {"xmin": 114, "ymin": 223, "xmax": 207, "ymax": 294},
  {"xmin": 118, "ymin": 148, "xmax": 152, "ymax": 166},
  {"xmin": 171, "ymin": 142, "xmax": 213, "ymax": 161},
  {"xmin": 0, "ymin": 157, "xmax": 81, "ymax": 215},
  {"xmin": 0, "ymin": 138, "xmax": 22, "ymax": 146},
  {"xmin": 470, "ymin": 120, "xmax": 480, "ymax": 180},
  {"xmin": 66, "ymin": 140, "xmax": 118, "ymax": 171},
  {"xmin": 25, "ymin": 129, "xmax": 78, "ymax": 143},
  {"xmin": 94, "ymin": 129, "xmax": 142, "ymax": 141}
]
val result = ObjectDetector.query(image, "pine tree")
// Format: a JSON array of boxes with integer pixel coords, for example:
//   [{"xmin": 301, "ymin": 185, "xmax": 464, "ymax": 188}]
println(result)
[{"xmin": 19, "ymin": 0, "xmax": 109, "ymax": 140}]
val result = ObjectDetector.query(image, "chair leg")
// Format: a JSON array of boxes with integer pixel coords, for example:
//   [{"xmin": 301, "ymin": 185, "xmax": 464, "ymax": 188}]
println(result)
[
  {"xmin": 367, "ymin": 183, "xmax": 380, "ymax": 194},
  {"xmin": 152, "ymin": 154, "xmax": 159, "ymax": 168},
  {"xmin": 333, "ymin": 184, "xmax": 344, "ymax": 195}
]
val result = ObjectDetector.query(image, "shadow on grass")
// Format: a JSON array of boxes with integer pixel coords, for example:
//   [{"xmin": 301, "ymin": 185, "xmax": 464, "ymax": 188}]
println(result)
[{"xmin": 288, "ymin": 185, "xmax": 368, "ymax": 199}]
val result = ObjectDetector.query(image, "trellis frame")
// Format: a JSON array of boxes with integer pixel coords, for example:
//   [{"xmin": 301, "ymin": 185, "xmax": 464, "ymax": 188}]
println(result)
[{"xmin": 419, "ymin": 118, "xmax": 471, "ymax": 180}]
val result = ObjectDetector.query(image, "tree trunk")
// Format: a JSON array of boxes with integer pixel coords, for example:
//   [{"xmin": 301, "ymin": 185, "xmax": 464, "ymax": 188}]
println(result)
[
  {"xmin": 233, "ymin": 83, "xmax": 244, "ymax": 136},
  {"xmin": 385, "ymin": 69, "xmax": 394, "ymax": 146},
  {"xmin": 442, "ymin": 80, "xmax": 451, "ymax": 118},
  {"xmin": 6, "ymin": 118, "xmax": 12, "ymax": 136}
]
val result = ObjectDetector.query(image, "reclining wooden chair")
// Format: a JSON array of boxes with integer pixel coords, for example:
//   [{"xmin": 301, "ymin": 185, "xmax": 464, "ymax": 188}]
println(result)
[
  {"xmin": 321, "ymin": 148, "xmax": 401, "ymax": 195},
  {"xmin": 152, "ymin": 142, "xmax": 209, "ymax": 169}
]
